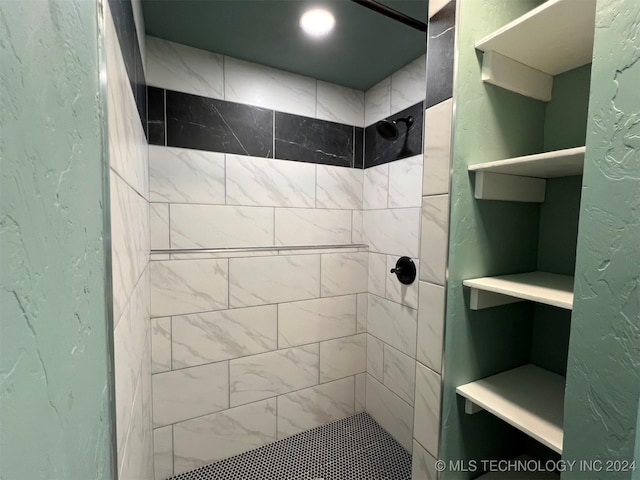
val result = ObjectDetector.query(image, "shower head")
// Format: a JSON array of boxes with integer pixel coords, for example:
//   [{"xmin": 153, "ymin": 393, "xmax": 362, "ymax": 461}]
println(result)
[{"xmin": 375, "ymin": 116, "xmax": 414, "ymax": 140}]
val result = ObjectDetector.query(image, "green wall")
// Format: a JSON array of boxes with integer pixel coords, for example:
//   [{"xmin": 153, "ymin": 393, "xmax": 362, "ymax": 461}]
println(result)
[
  {"xmin": 531, "ymin": 65, "xmax": 593, "ymax": 378},
  {"xmin": 634, "ymin": 400, "xmax": 640, "ymax": 480},
  {"xmin": 441, "ymin": 1, "xmax": 547, "ymax": 476},
  {"xmin": 0, "ymin": 0, "xmax": 115, "ymax": 479},
  {"xmin": 563, "ymin": 0, "xmax": 640, "ymax": 476}
]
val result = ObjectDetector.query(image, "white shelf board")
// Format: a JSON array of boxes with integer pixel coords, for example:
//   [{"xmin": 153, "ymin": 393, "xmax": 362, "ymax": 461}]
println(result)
[
  {"xmin": 463, "ymin": 272, "xmax": 574, "ymax": 310},
  {"xmin": 456, "ymin": 365, "xmax": 565, "ymax": 454},
  {"xmin": 475, "ymin": 0, "xmax": 596, "ymax": 76},
  {"xmin": 469, "ymin": 147, "xmax": 585, "ymax": 178}
]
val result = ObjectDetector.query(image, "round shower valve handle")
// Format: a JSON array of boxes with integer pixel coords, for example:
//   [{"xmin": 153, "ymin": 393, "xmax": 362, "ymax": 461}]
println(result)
[{"xmin": 390, "ymin": 256, "xmax": 416, "ymax": 285}]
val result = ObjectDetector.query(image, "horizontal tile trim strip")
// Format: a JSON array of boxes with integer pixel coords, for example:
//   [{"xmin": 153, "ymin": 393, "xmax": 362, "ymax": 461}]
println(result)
[{"xmin": 151, "ymin": 244, "xmax": 368, "ymax": 255}]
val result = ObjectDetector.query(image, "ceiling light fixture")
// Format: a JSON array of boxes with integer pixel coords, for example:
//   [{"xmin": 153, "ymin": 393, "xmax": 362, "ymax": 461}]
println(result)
[{"xmin": 300, "ymin": 8, "xmax": 335, "ymax": 38}]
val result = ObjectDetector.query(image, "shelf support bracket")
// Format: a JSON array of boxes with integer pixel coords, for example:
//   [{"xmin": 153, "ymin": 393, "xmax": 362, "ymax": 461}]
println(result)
[
  {"xmin": 464, "ymin": 399, "xmax": 484, "ymax": 415},
  {"xmin": 469, "ymin": 288, "xmax": 523, "ymax": 310},
  {"xmin": 474, "ymin": 171, "xmax": 546, "ymax": 203},
  {"xmin": 481, "ymin": 51, "xmax": 554, "ymax": 102}
]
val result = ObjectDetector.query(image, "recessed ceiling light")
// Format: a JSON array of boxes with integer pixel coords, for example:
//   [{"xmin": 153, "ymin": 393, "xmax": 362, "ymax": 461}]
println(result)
[{"xmin": 300, "ymin": 8, "xmax": 335, "ymax": 38}]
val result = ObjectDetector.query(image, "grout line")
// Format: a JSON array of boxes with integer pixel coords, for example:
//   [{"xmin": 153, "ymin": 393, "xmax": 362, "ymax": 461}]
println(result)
[
  {"xmin": 170, "ymin": 424, "xmax": 174, "ymax": 475},
  {"xmin": 169, "ymin": 316, "xmax": 173, "ymax": 372},
  {"xmin": 167, "ymin": 203, "xmax": 171, "ymax": 249},
  {"xmin": 223, "ymin": 154, "xmax": 227, "ymax": 205},
  {"xmin": 147, "ymin": 200, "xmax": 379, "ymax": 211},
  {"xmin": 158, "ymin": 373, "xmax": 365, "ymax": 431},
  {"xmin": 272, "ymin": 110, "xmax": 276, "ymax": 159},
  {"xmin": 275, "ymin": 394, "xmax": 279, "ymax": 439},
  {"xmin": 352, "ymin": 126, "xmax": 356, "ymax": 168},
  {"xmin": 157, "ymin": 332, "xmax": 364, "ymax": 375},
  {"xmin": 222, "ymin": 55, "xmax": 226, "ymax": 100}
]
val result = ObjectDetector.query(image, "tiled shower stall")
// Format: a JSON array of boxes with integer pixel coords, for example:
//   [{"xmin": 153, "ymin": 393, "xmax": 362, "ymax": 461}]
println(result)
[{"xmin": 104, "ymin": 0, "xmax": 457, "ymax": 478}]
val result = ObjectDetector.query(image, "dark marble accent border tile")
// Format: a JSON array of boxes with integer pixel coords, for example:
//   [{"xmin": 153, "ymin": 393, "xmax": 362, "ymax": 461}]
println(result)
[
  {"xmin": 166, "ymin": 91, "xmax": 273, "ymax": 158},
  {"xmin": 425, "ymin": 0, "xmax": 456, "ymax": 109},
  {"xmin": 364, "ymin": 102, "xmax": 424, "ymax": 168},
  {"xmin": 354, "ymin": 127, "xmax": 364, "ymax": 169},
  {"xmin": 147, "ymin": 87, "xmax": 165, "ymax": 146},
  {"xmin": 275, "ymin": 114, "xmax": 354, "ymax": 167},
  {"xmin": 108, "ymin": 0, "xmax": 147, "ymax": 135}
]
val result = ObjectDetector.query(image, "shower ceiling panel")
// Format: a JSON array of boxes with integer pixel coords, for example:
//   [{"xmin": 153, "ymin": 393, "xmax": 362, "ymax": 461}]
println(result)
[{"xmin": 142, "ymin": 0, "xmax": 428, "ymax": 90}]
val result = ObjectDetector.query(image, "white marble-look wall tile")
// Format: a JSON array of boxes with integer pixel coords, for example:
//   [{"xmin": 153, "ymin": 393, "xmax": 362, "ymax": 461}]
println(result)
[
  {"xmin": 366, "ymin": 334, "xmax": 384, "ymax": 382},
  {"xmin": 172, "ymin": 305, "xmax": 278, "ymax": 368},
  {"xmin": 152, "ymin": 361, "xmax": 229, "ymax": 427},
  {"xmin": 114, "ymin": 271, "xmax": 149, "ymax": 461},
  {"xmin": 277, "ymin": 377, "xmax": 355, "ymax": 439},
  {"xmin": 230, "ymin": 344, "xmax": 319, "ymax": 406},
  {"xmin": 118, "ymin": 374, "xmax": 146, "ymax": 480},
  {"xmin": 149, "ymin": 146, "xmax": 225, "ymax": 204},
  {"xmin": 139, "ymin": 336, "xmax": 154, "ymax": 478},
  {"xmin": 423, "ymin": 99, "xmax": 453, "ymax": 196},
  {"xmin": 367, "ymin": 295, "xmax": 417, "ymax": 358},
  {"xmin": 320, "ymin": 252, "xmax": 368, "ymax": 297},
  {"xmin": 355, "ymin": 373, "xmax": 366, "ymax": 413},
  {"xmin": 153, "ymin": 426, "xmax": 173, "ymax": 480},
  {"xmin": 278, "ymin": 295, "xmax": 357, "ymax": 348},
  {"xmin": 366, "ymin": 375, "xmax": 414, "ymax": 452},
  {"xmin": 316, "ymin": 81, "xmax": 365, "ymax": 127},
  {"xmin": 151, "ymin": 317, "xmax": 171, "ymax": 374},
  {"xmin": 226, "ymin": 155, "xmax": 315, "ymax": 208},
  {"xmin": 417, "ymin": 282, "xmax": 446, "ymax": 374},
  {"xmin": 146, "ymin": 36, "xmax": 224, "ymax": 99},
  {"xmin": 356, "ymin": 293, "xmax": 368, "ymax": 333},
  {"xmin": 363, "ymin": 163, "xmax": 389, "ymax": 210},
  {"xmin": 123, "ymin": 384, "xmax": 154, "ymax": 480},
  {"xmin": 173, "ymin": 399, "xmax": 277, "ymax": 475},
  {"xmin": 224, "ymin": 56, "xmax": 316, "ymax": 117},
  {"xmin": 316, "ymin": 165, "xmax": 363, "ymax": 209},
  {"xmin": 420, "ymin": 195, "xmax": 449, "ymax": 285},
  {"xmin": 411, "ymin": 440, "xmax": 438, "ymax": 480},
  {"xmin": 111, "ymin": 172, "xmax": 149, "ymax": 324},
  {"xmin": 364, "ymin": 208, "xmax": 421, "ymax": 257},
  {"xmin": 352, "ymin": 210, "xmax": 364, "ymax": 243},
  {"xmin": 275, "ymin": 208, "xmax": 351, "ymax": 246},
  {"xmin": 320, "ymin": 334, "xmax": 366, "ymax": 382},
  {"xmin": 391, "ymin": 55, "xmax": 426, "ymax": 114},
  {"xmin": 386, "ymin": 256, "xmax": 419, "ymax": 309},
  {"xmin": 107, "ymin": 7, "xmax": 151, "ymax": 477},
  {"xmin": 368, "ymin": 252, "xmax": 388, "ymax": 298},
  {"xmin": 413, "ymin": 362, "xmax": 441, "ymax": 457},
  {"xmin": 383, "ymin": 345, "xmax": 416, "ymax": 406},
  {"xmin": 107, "ymin": 21, "xmax": 148, "ymax": 200},
  {"xmin": 170, "ymin": 204, "xmax": 274, "ymax": 249},
  {"xmin": 365, "ymin": 77, "xmax": 391, "ymax": 127},
  {"xmin": 229, "ymin": 255, "xmax": 320, "ymax": 307},
  {"xmin": 388, "ymin": 155, "xmax": 423, "ymax": 208},
  {"xmin": 150, "ymin": 203, "xmax": 170, "ymax": 251},
  {"xmin": 150, "ymin": 259, "xmax": 228, "ymax": 317}
]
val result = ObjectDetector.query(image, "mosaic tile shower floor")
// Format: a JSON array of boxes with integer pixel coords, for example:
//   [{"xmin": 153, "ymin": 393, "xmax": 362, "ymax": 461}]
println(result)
[{"xmin": 169, "ymin": 412, "xmax": 412, "ymax": 480}]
